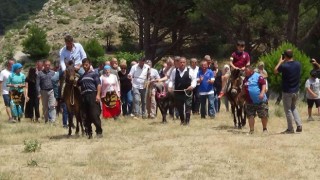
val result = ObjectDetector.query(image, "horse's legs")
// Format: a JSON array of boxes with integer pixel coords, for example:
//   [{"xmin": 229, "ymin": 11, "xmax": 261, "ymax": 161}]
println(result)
[
  {"xmin": 75, "ymin": 113, "xmax": 80, "ymax": 135},
  {"xmin": 231, "ymin": 105, "xmax": 237, "ymax": 127},
  {"xmin": 241, "ymin": 104, "xmax": 247, "ymax": 127},
  {"xmin": 68, "ymin": 113, "xmax": 73, "ymax": 136}
]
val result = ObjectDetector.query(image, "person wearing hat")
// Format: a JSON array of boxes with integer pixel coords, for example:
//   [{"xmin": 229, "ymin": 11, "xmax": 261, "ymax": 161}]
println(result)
[
  {"xmin": 100, "ymin": 65, "xmax": 121, "ymax": 120},
  {"xmin": 128, "ymin": 57, "xmax": 150, "ymax": 119},
  {"xmin": 78, "ymin": 58, "xmax": 103, "ymax": 139},
  {"xmin": 218, "ymin": 40, "xmax": 250, "ymax": 98},
  {"xmin": 274, "ymin": 49, "xmax": 302, "ymax": 133},
  {"xmin": 145, "ymin": 60, "xmax": 160, "ymax": 119},
  {"xmin": 305, "ymin": 70, "xmax": 320, "ymax": 121},
  {"xmin": 7, "ymin": 63, "xmax": 26, "ymax": 122}
]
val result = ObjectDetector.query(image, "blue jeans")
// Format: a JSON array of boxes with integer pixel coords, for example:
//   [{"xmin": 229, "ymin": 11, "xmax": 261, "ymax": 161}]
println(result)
[
  {"xmin": 200, "ymin": 94, "xmax": 215, "ymax": 117},
  {"xmin": 213, "ymin": 94, "xmax": 220, "ymax": 113},
  {"xmin": 121, "ymin": 90, "xmax": 133, "ymax": 115},
  {"xmin": 132, "ymin": 87, "xmax": 146, "ymax": 116},
  {"xmin": 61, "ymin": 102, "xmax": 69, "ymax": 126}
]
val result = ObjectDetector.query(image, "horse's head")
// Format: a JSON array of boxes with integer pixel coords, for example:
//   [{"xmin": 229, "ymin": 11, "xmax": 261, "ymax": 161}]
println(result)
[
  {"xmin": 226, "ymin": 69, "xmax": 242, "ymax": 96},
  {"xmin": 154, "ymin": 82, "xmax": 167, "ymax": 99},
  {"xmin": 65, "ymin": 61, "xmax": 77, "ymax": 85}
]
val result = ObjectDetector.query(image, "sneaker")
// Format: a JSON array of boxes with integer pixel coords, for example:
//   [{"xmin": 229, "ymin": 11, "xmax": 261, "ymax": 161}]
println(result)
[
  {"xmin": 63, "ymin": 125, "xmax": 68, "ymax": 129},
  {"xmin": 218, "ymin": 92, "xmax": 225, "ymax": 98},
  {"xmin": 281, "ymin": 129, "xmax": 294, "ymax": 134},
  {"xmin": 209, "ymin": 115, "xmax": 215, "ymax": 119},
  {"xmin": 296, "ymin": 126, "xmax": 302, "ymax": 133},
  {"xmin": 307, "ymin": 117, "xmax": 314, "ymax": 121},
  {"xmin": 9, "ymin": 118, "xmax": 16, "ymax": 123},
  {"xmin": 262, "ymin": 129, "xmax": 268, "ymax": 135},
  {"xmin": 130, "ymin": 114, "xmax": 135, "ymax": 117},
  {"xmin": 247, "ymin": 130, "xmax": 254, "ymax": 135}
]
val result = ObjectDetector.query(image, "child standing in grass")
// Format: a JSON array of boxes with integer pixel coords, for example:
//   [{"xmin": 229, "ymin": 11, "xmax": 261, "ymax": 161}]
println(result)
[{"xmin": 305, "ymin": 70, "xmax": 320, "ymax": 121}]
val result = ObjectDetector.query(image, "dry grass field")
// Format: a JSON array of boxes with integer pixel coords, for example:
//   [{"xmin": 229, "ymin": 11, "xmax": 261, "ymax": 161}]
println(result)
[{"xmin": 1, "ymin": 98, "xmax": 320, "ymax": 180}]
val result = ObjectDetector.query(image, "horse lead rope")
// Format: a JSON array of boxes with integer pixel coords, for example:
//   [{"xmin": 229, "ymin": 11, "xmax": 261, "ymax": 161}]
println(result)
[{"xmin": 173, "ymin": 89, "xmax": 193, "ymax": 98}]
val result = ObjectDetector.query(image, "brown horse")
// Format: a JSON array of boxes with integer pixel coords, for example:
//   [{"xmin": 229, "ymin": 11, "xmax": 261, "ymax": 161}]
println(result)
[
  {"xmin": 62, "ymin": 62, "xmax": 84, "ymax": 136},
  {"xmin": 225, "ymin": 69, "xmax": 246, "ymax": 128}
]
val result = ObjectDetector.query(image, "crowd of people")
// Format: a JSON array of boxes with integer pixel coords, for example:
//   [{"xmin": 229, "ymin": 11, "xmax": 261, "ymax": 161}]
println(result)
[{"xmin": 0, "ymin": 35, "xmax": 315, "ymax": 138}]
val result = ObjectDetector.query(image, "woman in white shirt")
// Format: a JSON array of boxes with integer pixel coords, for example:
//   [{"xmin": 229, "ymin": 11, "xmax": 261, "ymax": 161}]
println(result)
[{"xmin": 100, "ymin": 65, "xmax": 121, "ymax": 120}]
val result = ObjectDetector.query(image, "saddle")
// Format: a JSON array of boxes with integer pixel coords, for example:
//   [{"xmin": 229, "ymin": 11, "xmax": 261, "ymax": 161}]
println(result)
[{"xmin": 101, "ymin": 91, "xmax": 119, "ymax": 108}]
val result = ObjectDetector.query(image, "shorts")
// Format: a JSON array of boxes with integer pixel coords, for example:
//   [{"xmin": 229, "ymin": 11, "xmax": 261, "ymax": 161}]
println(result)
[
  {"xmin": 246, "ymin": 102, "xmax": 268, "ymax": 118},
  {"xmin": 307, "ymin": 99, "xmax": 320, "ymax": 108},
  {"xmin": 2, "ymin": 94, "xmax": 10, "ymax": 107}
]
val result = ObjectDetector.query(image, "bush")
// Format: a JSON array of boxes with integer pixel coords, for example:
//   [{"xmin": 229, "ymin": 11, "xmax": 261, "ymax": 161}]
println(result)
[
  {"xmin": 24, "ymin": 139, "xmax": 41, "ymax": 152},
  {"xmin": 83, "ymin": 38, "xmax": 105, "ymax": 67},
  {"xmin": 114, "ymin": 52, "xmax": 144, "ymax": 66},
  {"xmin": 259, "ymin": 42, "xmax": 312, "ymax": 93},
  {"xmin": 69, "ymin": 0, "xmax": 79, "ymax": 6},
  {"xmin": 22, "ymin": 25, "xmax": 50, "ymax": 60}
]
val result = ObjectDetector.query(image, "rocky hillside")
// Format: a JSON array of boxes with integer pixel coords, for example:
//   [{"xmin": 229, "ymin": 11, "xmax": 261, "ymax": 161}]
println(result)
[{"xmin": 2, "ymin": 0, "xmax": 125, "ymax": 61}]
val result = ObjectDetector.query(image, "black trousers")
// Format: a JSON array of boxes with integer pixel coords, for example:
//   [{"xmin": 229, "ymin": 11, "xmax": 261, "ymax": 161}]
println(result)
[
  {"xmin": 175, "ymin": 93, "xmax": 192, "ymax": 124},
  {"xmin": 25, "ymin": 97, "xmax": 40, "ymax": 119},
  {"xmin": 81, "ymin": 92, "xmax": 103, "ymax": 135},
  {"xmin": 192, "ymin": 85, "xmax": 200, "ymax": 113}
]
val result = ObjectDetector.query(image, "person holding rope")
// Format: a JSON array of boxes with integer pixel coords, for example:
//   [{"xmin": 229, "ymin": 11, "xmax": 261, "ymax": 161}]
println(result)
[
  {"xmin": 218, "ymin": 40, "xmax": 250, "ymax": 98},
  {"xmin": 168, "ymin": 57, "xmax": 197, "ymax": 125},
  {"xmin": 128, "ymin": 57, "xmax": 150, "ymax": 119}
]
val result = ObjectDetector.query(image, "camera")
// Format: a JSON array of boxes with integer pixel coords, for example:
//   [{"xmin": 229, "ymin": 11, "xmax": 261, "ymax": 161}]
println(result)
[
  {"xmin": 310, "ymin": 59, "xmax": 314, "ymax": 63},
  {"xmin": 281, "ymin": 53, "xmax": 285, "ymax": 60}
]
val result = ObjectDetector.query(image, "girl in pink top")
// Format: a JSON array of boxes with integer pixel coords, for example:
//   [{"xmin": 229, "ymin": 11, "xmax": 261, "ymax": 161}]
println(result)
[{"xmin": 100, "ymin": 65, "xmax": 121, "ymax": 119}]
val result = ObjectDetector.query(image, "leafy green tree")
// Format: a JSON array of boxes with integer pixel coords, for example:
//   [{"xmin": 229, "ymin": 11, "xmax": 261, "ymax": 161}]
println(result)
[
  {"xmin": 118, "ymin": 24, "xmax": 136, "ymax": 52},
  {"xmin": 260, "ymin": 42, "xmax": 312, "ymax": 93},
  {"xmin": 115, "ymin": 51, "xmax": 143, "ymax": 66},
  {"xmin": 83, "ymin": 38, "xmax": 105, "ymax": 67},
  {"xmin": 22, "ymin": 25, "xmax": 50, "ymax": 60}
]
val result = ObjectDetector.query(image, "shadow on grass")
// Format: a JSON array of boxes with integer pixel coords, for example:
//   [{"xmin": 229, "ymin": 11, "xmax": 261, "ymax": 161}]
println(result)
[
  {"xmin": 212, "ymin": 125, "xmax": 236, "ymax": 131},
  {"xmin": 48, "ymin": 134, "xmax": 85, "ymax": 140}
]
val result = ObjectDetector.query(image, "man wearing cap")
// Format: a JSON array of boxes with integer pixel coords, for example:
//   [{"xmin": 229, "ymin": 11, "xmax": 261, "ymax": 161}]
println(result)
[
  {"xmin": 168, "ymin": 57, "xmax": 197, "ymax": 125},
  {"xmin": 274, "ymin": 49, "xmax": 302, "ymax": 133},
  {"xmin": 145, "ymin": 60, "xmax": 160, "ymax": 119},
  {"xmin": 128, "ymin": 58, "xmax": 150, "ymax": 119}
]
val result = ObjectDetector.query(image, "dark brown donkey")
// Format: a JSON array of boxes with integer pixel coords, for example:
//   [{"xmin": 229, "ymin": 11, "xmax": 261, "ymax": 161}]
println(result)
[
  {"xmin": 154, "ymin": 82, "xmax": 174, "ymax": 123},
  {"xmin": 225, "ymin": 69, "xmax": 246, "ymax": 128},
  {"xmin": 62, "ymin": 61, "xmax": 84, "ymax": 136}
]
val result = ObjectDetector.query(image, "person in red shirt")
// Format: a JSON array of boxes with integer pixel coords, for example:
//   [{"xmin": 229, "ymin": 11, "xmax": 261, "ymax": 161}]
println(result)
[{"xmin": 218, "ymin": 40, "xmax": 250, "ymax": 98}]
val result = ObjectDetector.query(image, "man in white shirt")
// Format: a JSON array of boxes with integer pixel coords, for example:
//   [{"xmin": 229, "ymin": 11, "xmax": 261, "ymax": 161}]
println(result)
[
  {"xmin": 128, "ymin": 58, "xmax": 150, "ymax": 118},
  {"xmin": 189, "ymin": 58, "xmax": 200, "ymax": 115},
  {"xmin": 59, "ymin": 35, "xmax": 87, "ymax": 75},
  {"xmin": 0, "ymin": 59, "xmax": 14, "ymax": 122},
  {"xmin": 169, "ymin": 57, "xmax": 197, "ymax": 125},
  {"xmin": 145, "ymin": 60, "xmax": 160, "ymax": 119}
]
